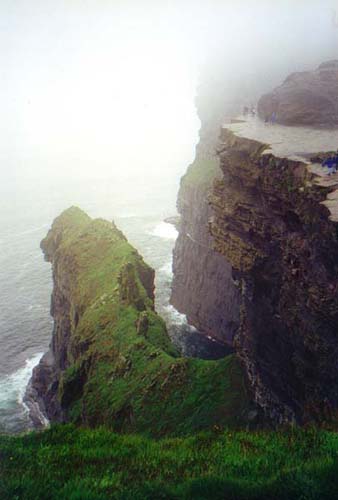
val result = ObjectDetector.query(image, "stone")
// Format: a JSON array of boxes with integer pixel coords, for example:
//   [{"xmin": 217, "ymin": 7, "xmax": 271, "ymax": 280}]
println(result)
[{"xmin": 258, "ymin": 60, "xmax": 338, "ymax": 127}]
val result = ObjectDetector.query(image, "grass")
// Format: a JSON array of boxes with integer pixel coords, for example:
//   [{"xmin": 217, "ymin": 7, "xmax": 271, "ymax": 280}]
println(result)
[
  {"xmin": 180, "ymin": 157, "xmax": 221, "ymax": 190},
  {"xmin": 2, "ymin": 424, "xmax": 338, "ymax": 499},
  {"xmin": 3, "ymin": 206, "xmax": 338, "ymax": 498},
  {"xmin": 35, "ymin": 207, "xmax": 250, "ymax": 436}
]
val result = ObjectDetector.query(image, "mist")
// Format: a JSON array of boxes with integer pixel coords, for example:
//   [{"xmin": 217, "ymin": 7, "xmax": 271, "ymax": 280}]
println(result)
[{"xmin": 1, "ymin": 0, "xmax": 337, "ymax": 186}]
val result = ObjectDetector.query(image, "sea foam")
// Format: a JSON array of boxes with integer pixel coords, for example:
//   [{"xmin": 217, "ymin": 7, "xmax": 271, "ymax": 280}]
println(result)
[
  {"xmin": 150, "ymin": 222, "xmax": 178, "ymax": 240},
  {"xmin": 0, "ymin": 352, "xmax": 44, "ymax": 410}
]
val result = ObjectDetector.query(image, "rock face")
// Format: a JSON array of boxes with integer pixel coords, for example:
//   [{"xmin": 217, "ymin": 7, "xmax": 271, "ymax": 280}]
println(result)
[
  {"xmin": 170, "ymin": 83, "xmax": 242, "ymax": 345},
  {"xmin": 172, "ymin": 159, "xmax": 241, "ymax": 345},
  {"xmin": 258, "ymin": 60, "xmax": 338, "ymax": 127},
  {"xmin": 26, "ymin": 207, "xmax": 249, "ymax": 435},
  {"xmin": 209, "ymin": 128, "xmax": 338, "ymax": 423}
]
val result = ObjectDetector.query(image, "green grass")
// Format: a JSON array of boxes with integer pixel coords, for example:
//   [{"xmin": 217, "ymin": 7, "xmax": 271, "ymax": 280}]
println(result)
[
  {"xmin": 180, "ymin": 157, "xmax": 221, "ymax": 190},
  {"xmin": 2, "ymin": 424, "xmax": 338, "ymax": 499},
  {"xmin": 36, "ymin": 207, "xmax": 250, "ymax": 436}
]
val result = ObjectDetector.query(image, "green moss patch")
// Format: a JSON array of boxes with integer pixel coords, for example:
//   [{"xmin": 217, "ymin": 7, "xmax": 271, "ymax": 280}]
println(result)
[{"xmin": 180, "ymin": 157, "xmax": 221, "ymax": 190}]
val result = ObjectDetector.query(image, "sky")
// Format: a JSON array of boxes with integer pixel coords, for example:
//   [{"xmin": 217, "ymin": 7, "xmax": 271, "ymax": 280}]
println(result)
[{"xmin": 1, "ymin": 0, "xmax": 338, "ymax": 181}]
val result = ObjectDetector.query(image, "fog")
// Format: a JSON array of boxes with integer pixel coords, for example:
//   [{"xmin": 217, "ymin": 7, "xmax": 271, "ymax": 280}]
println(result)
[{"xmin": 1, "ymin": 0, "xmax": 338, "ymax": 183}]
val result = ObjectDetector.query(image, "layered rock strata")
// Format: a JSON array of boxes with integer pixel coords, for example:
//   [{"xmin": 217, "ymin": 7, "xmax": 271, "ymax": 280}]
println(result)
[
  {"xmin": 209, "ymin": 127, "xmax": 338, "ymax": 423},
  {"xmin": 170, "ymin": 86, "xmax": 242, "ymax": 345}
]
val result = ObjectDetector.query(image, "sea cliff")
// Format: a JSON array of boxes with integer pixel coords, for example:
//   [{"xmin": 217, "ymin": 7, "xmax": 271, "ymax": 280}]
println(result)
[
  {"xmin": 208, "ymin": 123, "xmax": 338, "ymax": 423},
  {"xmin": 171, "ymin": 62, "xmax": 338, "ymax": 423},
  {"xmin": 170, "ymin": 83, "xmax": 242, "ymax": 345},
  {"xmin": 26, "ymin": 207, "xmax": 249, "ymax": 435}
]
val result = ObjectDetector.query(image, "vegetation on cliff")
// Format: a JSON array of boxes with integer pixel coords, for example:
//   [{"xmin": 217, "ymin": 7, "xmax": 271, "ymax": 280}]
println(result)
[
  {"xmin": 180, "ymin": 157, "xmax": 220, "ymax": 191},
  {"xmin": 2, "ymin": 424, "xmax": 338, "ymax": 500},
  {"xmin": 29, "ymin": 207, "xmax": 249, "ymax": 436}
]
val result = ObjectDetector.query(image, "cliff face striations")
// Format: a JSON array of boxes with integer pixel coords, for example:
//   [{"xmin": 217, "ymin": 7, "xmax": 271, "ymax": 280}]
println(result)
[
  {"xmin": 171, "ymin": 157, "xmax": 241, "ymax": 345},
  {"xmin": 209, "ymin": 126, "xmax": 338, "ymax": 423},
  {"xmin": 27, "ymin": 207, "xmax": 249, "ymax": 435},
  {"xmin": 171, "ymin": 83, "xmax": 242, "ymax": 345}
]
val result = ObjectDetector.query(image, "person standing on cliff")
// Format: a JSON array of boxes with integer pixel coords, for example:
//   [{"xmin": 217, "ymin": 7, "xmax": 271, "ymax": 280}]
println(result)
[{"xmin": 322, "ymin": 155, "xmax": 337, "ymax": 175}]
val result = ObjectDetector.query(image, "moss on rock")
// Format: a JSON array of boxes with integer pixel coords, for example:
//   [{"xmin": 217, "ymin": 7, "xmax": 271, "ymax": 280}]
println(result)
[{"xmin": 30, "ymin": 207, "xmax": 250, "ymax": 437}]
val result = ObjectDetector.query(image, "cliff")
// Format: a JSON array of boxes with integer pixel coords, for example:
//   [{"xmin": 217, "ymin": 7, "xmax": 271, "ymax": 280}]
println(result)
[
  {"xmin": 26, "ymin": 207, "xmax": 249, "ymax": 435},
  {"xmin": 170, "ymin": 81, "xmax": 242, "ymax": 345},
  {"xmin": 171, "ymin": 158, "xmax": 241, "ymax": 345},
  {"xmin": 209, "ymin": 122, "xmax": 338, "ymax": 423},
  {"xmin": 258, "ymin": 60, "xmax": 338, "ymax": 127}
]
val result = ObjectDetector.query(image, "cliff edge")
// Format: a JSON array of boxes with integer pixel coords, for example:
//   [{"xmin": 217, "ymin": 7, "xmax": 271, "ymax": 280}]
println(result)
[
  {"xmin": 170, "ymin": 80, "xmax": 242, "ymax": 345},
  {"xmin": 209, "ymin": 120, "xmax": 338, "ymax": 423}
]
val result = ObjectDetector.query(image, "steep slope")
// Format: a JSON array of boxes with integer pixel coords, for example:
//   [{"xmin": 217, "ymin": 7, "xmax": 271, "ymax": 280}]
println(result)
[
  {"xmin": 170, "ymin": 83, "xmax": 242, "ymax": 345},
  {"xmin": 26, "ymin": 207, "xmax": 249, "ymax": 436},
  {"xmin": 171, "ymin": 156, "xmax": 241, "ymax": 345},
  {"xmin": 209, "ymin": 125, "xmax": 338, "ymax": 423}
]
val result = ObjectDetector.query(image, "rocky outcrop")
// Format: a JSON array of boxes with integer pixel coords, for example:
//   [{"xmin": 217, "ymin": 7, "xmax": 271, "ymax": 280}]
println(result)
[
  {"xmin": 26, "ymin": 207, "xmax": 250, "ymax": 435},
  {"xmin": 209, "ymin": 128, "xmax": 338, "ymax": 423},
  {"xmin": 258, "ymin": 60, "xmax": 338, "ymax": 127}
]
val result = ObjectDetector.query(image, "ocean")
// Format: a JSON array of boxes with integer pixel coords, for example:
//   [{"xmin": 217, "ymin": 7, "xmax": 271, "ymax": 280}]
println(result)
[{"xmin": 0, "ymin": 171, "xmax": 227, "ymax": 434}]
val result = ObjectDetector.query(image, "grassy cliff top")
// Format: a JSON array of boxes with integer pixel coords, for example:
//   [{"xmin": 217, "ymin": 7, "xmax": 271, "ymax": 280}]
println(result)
[
  {"xmin": 38, "ymin": 207, "xmax": 250, "ymax": 436},
  {"xmin": 41, "ymin": 206, "xmax": 154, "ymax": 312}
]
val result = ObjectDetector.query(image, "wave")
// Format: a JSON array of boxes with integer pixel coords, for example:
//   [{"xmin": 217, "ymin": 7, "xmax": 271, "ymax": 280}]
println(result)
[
  {"xmin": 149, "ymin": 222, "xmax": 178, "ymax": 240},
  {"xmin": 159, "ymin": 260, "xmax": 173, "ymax": 277},
  {"xmin": 163, "ymin": 304, "xmax": 197, "ymax": 332},
  {"xmin": 0, "ymin": 352, "xmax": 44, "ymax": 410}
]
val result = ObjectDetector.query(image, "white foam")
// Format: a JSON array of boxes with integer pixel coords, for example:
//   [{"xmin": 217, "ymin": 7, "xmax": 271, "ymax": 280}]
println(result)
[
  {"xmin": 159, "ymin": 260, "xmax": 173, "ymax": 277},
  {"xmin": 163, "ymin": 304, "xmax": 197, "ymax": 332},
  {"xmin": 26, "ymin": 303, "xmax": 44, "ymax": 312},
  {"xmin": 149, "ymin": 222, "xmax": 178, "ymax": 240},
  {"xmin": 0, "ymin": 352, "xmax": 44, "ymax": 409}
]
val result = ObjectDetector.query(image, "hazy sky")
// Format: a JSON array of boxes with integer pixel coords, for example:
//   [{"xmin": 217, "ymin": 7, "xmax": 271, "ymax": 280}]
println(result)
[{"xmin": 1, "ymin": 0, "xmax": 338, "ymax": 181}]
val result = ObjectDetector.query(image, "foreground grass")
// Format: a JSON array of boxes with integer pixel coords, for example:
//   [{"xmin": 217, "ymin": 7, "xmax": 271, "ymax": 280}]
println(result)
[{"xmin": 2, "ymin": 424, "xmax": 338, "ymax": 499}]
